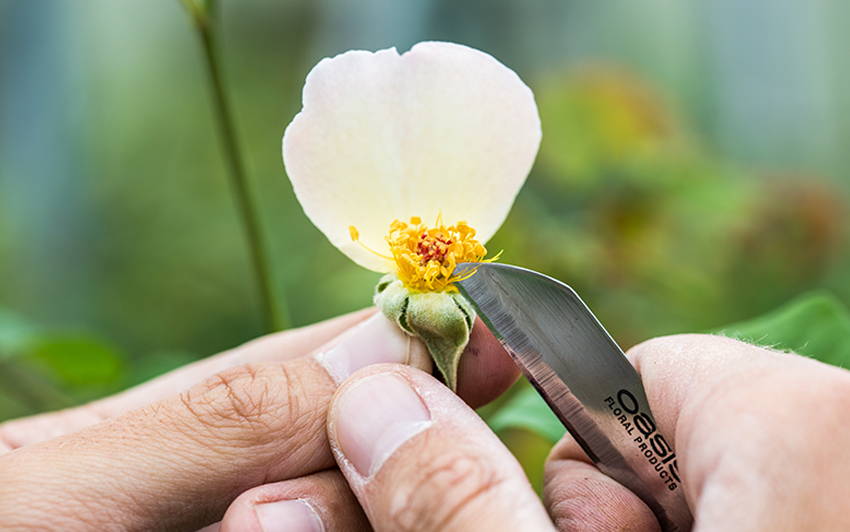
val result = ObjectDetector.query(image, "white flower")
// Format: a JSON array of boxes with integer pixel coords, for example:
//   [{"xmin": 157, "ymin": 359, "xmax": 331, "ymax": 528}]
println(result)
[{"xmin": 283, "ymin": 41, "xmax": 541, "ymax": 291}]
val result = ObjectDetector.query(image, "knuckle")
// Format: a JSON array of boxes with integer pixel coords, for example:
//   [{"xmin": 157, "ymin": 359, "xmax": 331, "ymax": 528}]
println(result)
[
  {"xmin": 174, "ymin": 361, "xmax": 327, "ymax": 456},
  {"xmin": 388, "ymin": 445, "xmax": 506, "ymax": 531},
  {"xmin": 179, "ymin": 364, "xmax": 284, "ymax": 435}
]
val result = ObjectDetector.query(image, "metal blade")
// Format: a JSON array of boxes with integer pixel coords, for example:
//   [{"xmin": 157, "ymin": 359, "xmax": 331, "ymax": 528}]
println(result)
[{"xmin": 456, "ymin": 263, "xmax": 692, "ymax": 531}]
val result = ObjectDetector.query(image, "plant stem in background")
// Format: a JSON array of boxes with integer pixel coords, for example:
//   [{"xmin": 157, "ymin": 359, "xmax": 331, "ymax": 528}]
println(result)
[{"xmin": 180, "ymin": 0, "xmax": 288, "ymax": 332}]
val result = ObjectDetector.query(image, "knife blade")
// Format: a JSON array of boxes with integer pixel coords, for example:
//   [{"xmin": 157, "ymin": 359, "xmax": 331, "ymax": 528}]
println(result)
[{"xmin": 456, "ymin": 263, "xmax": 692, "ymax": 531}]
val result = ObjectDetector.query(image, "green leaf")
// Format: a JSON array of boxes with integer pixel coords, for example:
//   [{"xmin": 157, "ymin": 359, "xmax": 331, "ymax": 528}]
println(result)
[
  {"xmin": 27, "ymin": 334, "xmax": 126, "ymax": 392},
  {"xmin": 498, "ymin": 427, "xmax": 553, "ymax": 493},
  {"xmin": 130, "ymin": 349, "xmax": 198, "ymax": 386},
  {"xmin": 716, "ymin": 291, "xmax": 850, "ymax": 368},
  {"xmin": 0, "ymin": 307, "xmax": 128, "ymax": 414},
  {"xmin": 488, "ymin": 381, "xmax": 565, "ymax": 443}
]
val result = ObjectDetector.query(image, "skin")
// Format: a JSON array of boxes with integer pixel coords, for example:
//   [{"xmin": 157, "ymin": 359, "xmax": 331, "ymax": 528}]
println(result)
[
  {"xmin": 318, "ymin": 334, "xmax": 850, "ymax": 532},
  {"xmin": 1, "ymin": 314, "xmax": 849, "ymax": 531},
  {"xmin": 0, "ymin": 309, "xmax": 519, "ymax": 531}
]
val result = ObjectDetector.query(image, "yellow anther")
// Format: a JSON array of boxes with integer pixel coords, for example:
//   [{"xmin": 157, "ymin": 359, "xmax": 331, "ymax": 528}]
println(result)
[{"xmin": 350, "ymin": 215, "xmax": 498, "ymax": 292}]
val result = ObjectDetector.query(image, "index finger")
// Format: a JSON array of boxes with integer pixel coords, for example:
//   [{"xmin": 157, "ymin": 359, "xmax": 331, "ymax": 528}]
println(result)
[
  {"xmin": 0, "ymin": 314, "xmax": 521, "ymax": 530},
  {"xmin": 0, "ymin": 308, "xmax": 375, "ymax": 449},
  {"xmin": 0, "ymin": 313, "xmax": 424, "ymax": 530},
  {"xmin": 546, "ymin": 334, "xmax": 850, "ymax": 530}
]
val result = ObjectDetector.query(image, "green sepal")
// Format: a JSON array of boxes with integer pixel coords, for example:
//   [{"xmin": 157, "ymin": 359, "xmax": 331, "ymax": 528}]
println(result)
[{"xmin": 374, "ymin": 275, "xmax": 475, "ymax": 391}]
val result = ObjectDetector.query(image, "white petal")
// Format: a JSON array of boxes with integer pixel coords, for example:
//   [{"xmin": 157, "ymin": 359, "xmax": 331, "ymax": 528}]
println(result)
[{"xmin": 283, "ymin": 41, "xmax": 541, "ymax": 272}]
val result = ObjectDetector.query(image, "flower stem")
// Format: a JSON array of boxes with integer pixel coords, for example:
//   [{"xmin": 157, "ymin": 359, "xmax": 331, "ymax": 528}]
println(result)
[{"xmin": 181, "ymin": 1, "xmax": 288, "ymax": 332}]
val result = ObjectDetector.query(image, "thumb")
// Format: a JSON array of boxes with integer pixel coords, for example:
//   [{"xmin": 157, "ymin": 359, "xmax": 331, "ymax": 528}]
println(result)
[{"xmin": 326, "ymin": 365, "xmax": 554, "ymax": 532}]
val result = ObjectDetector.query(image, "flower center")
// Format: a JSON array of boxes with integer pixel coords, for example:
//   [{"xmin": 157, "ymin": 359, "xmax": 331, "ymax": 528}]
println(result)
[{"xmin": 349, "ymin": 216, "xmax": 498, "ymax": 292}]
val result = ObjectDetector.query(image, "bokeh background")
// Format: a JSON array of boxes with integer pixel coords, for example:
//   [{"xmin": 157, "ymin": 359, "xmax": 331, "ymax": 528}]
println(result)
[{"xmin": 2, "ymin": 0, "xmax": 849, "ymax": 483}]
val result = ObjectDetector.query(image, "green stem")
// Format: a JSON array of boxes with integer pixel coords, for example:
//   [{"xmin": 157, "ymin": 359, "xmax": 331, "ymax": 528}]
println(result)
[{"xmin": 182, "ymin": 2, "xmax": 288, "ymax": 332}]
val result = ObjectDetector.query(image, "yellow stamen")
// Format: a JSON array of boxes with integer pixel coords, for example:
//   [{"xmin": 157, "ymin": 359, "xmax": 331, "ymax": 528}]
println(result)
[
  {"xmin": 350, "ymin": 216, "xmax": 499, "ymax": 292},
  {"xmin": 348, "ymin": 224, "xmax": 393, "ymax": 261}
]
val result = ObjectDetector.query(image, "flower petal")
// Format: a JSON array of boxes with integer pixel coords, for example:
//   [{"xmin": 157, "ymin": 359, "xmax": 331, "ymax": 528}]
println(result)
[{"xmin": 283, "ymin": 41, "xmax": 541, "ymax": 272}]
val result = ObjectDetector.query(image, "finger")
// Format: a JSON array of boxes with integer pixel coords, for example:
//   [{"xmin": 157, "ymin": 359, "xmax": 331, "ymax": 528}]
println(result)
[
  {"xmin": 327, "ymin": 365, "xmax": 554, "ymax": 532},
  {"xmin": 0, "ymin": 308, "xmax": 375, "ymax": 448},
  {"xmin": 623, "ymin": 334, "xmax": 823, "ymax": 482},
  {"xmin": 219, "ymin": 470, "xmax": 369, "ymax": 532},
  {"xmin": 456, "ymin": 318, "xmax": 520, "ymax": 408},
  {"xmin": 543, "ymin": 433, "xmax": 660, "ymax": 531},
  {"xmin": 538, "ymin": 335, "xmax": 787, "ymax": 530},
  {"xmin": 0, "ymin": 314, "xmax": 423, "ymax": 531},
  {"xmin": 0, "ymin": 312, "xmax": 522, "ymax": 531},
  {"xmin": 623, "ymin": 333, "xmax": 790, "ymax": 449},
  {"xmin": 0, "ymin": 310, "xmax": 517, "ymax": 450},
  {"xmin": 625, "ymin": 334, "xmax": 850, "ymax": 528}
]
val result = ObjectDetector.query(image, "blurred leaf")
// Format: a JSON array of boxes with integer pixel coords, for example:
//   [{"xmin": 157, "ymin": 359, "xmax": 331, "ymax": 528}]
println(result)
[
  {"xmin": 130, "ymin": 349, "xmax": 198, "ymax": 386},
  {"xmin": 0, "ymin": 308, "xmax": 77, "ymax": 414},
  {"xmin": 0, "ymin": 309, "xmax": 131, "ymax": 419},
  {"xmin": 717, "ymin": 291, "xmax": 850, "ymax": 367},
  {"xmin": 0, "ymin": 386, "xmax": 33, "ymax": 420},
  {"xmin": 0, "ymin": 307, "xmax": 37, "ymax": 358},
  {"xmin": 488, "ymin": 381, "xmax": 565, "ymax": 444},
  {"xmin": 498, "ymin": 428, "xmax": 553, "ymax": 493},
  {"xmin": 27, "ymin": 334, "xmax": 126, "ymax": 391},
  {"xmin": 0, "ymin": 358, "xmax": 72, "ymax": 413},
  {"xmin": 536, "ymin": 66, "xmax": 686, "ymax": 191}
]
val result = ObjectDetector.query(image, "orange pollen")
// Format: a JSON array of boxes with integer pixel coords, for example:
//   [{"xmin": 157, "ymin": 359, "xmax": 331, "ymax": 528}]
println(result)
[{"xmin": 417, "ymin": 233, "xmax": 453, "ymax": 263}]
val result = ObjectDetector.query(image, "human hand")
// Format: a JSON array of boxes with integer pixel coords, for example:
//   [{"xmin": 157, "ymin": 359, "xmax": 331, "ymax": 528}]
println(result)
[
  {"xmin": 0, "ymin": 309, "xmax": 520, "ymax": 530},
  {"xmin": 282, "ymin": 334, "xmax": 850, "ymax": 532}
]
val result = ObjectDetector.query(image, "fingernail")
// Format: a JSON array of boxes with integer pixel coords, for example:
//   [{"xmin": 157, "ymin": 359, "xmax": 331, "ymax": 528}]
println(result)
[
  {"xmin": 316, "ymin": 313, "xmax": 423, "ymax": 383},
  {"xmin": 333, "ymin": 373, "xmax": 431, "ymax": 477},
  {"xmin": 255, "ymin": 499, "xmax": 324, "ymax": 532}
]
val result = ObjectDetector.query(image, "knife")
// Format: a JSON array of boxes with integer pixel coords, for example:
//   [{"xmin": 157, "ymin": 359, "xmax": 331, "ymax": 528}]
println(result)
[{"xmin": 456, "ymin": 263, "xmax": 693, "ymax": 532}]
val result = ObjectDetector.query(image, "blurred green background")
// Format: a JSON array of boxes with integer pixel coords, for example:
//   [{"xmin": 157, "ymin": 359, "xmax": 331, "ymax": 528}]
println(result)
[{"xmin": 2, "ymin": 0, "xmax": 850, "ymax": 484}]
